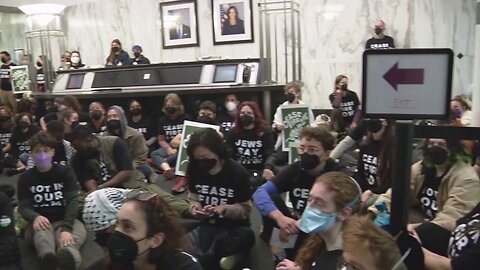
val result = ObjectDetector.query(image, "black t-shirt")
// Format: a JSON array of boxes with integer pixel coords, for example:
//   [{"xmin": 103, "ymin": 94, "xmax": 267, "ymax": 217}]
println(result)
[
  {"xmin": 225, "ymin": 128, "xmax": 275, "ymax": 171},
  {"xmin": 157, "ymin": 115, "xmax": 188, "ymax": 142},
  {"xmin": 273, "ymin": 159, "xmax": 346, "ymax": 215},
  {"xmin": 449, "ymin": 203, "xmax": 480, "ymax": 269},
  {"xmin": 128, "ymin": 116, "xmax": 155, "ymax": 141},
  {"xmin": 17, "ymin": 165, "xmax": 78, "ymax": 222},
  {"xmin": 9, "ymin": 125, "xmax": 40, "ymax": 158},
  {"xmin": 418, "ymin": 168, "xmax": 444, "ymax": 220},
  {"xmin": 310, "ymin": 244, "xmax": 342, "ymax": 270},
  {"xmin": 217, "ymin": 114, "xmax": 236, "ymax": 133},
  {"xmin": 87, "ymin": 120, "xmax": 107, "ymax": 136},
  {"xmin": 43, "ymin": 112, "xmax": 58, "ymax": 123},
  {"xmin": 72, "ymin": 138, "xmax": 132, "ymax": 189},
  {"xmin": 53, "ymin": 141, "xmax": 68, "ymax": 166},
  {"xmin": 329, "ymin": 90, "xmax": 360, "ymax": 125},
  {"xmin": 355, "ymin": 142, "xmax": 387, "ymax": 193},
  {"xmin": 188, "ymin": 158, "xmax": 251, "ymax": 227},
  {"xmin": 0, "ymin": 127, "xmax": 12, "ymax": 149},
  {"xmin": 365, "ymin": 35, "xmax": 395, "ymax": 49},
  {"xmin": 158, "ymin": 251, "xmax": 203, "ymax": 270},
  {"xmin": 0, "ymin": 63, "xmax": 16, "ymax": 91}
]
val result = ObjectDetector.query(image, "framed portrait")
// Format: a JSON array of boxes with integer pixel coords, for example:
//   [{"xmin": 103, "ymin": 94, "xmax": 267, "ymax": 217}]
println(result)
[
  {"xmin": 212, "ymin": 0, "xmax": 254, "ymax": 45},
  {"xmin": 160, "ymin": 0, "xmax": 199, "ymax": 49}
]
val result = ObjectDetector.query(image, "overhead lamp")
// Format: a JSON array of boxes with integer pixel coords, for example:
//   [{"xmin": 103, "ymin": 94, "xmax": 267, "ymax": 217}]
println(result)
[{"xmin": 18, "ymin": 3, "xmax": 66, "ymax": 15}]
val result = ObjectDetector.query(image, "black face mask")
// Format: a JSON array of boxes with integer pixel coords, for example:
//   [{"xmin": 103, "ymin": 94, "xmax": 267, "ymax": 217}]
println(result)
[
  {"xmin": 374, "ymin": 27, "xmax": 383, "ymax": 35},
  {"xmin": 165, "ymin": 107, "xmax": 177, "ymax": 115},
  {"xmin": 1, "ymin": 58, "xmax": 7, "ymax": 64},
  {"xmin": 0, "ymin": 115, "xmax": 10, "ymax": 122},
  {"xmin": 427, "ymin": 145, "xmax": 449, "ymax": 165},
  {"xmin": 78, "ymin": 148, "xmax": 99, "ymax": 160},
  {"xmin": 107, "ymin": 231, "xmax": 149, "ymax": 263},
  {"xmin": 18, "ymin": 120, "xmax": 30, "ymax": 129},
  {"xmin": 71, "ymin": 121, "xmax": 80, "ymax": 129},
  {"xmin": 240, "ymin": 114, "xmax": 254, "ymax": 127},
  {"xmin": 95, "ymin": 232, "xmax": 111, "ymax": 247},
  {"xmin": 367, "ymin": 119, "xmax": 383, "ymax": 133},
  {"xmin": 133, "ymin": 52, "xmax": 141, "ymax": 58},
  {"xmin": 130, "ymin": 108, "xmax": 142, "ymax": 116},
  {"xmin": 107, "ymin": 120, "xmax": 121, "ymax": 132},
  {"xmin": 195, "ymin": 158, "xmax": 217, "ymax": 171},
  {"xmin": 112, "ymin": 47, "xmax": 120, "ymax": 52},
  {"xmin": 341, "ymin": 84, "xmax": 348, "ymax": 91},
  {"xmin": 286, "ymin": 93, "xmax": 296, "ymax": 103},
  {"xmin": 90, "ymin": 110, "xmax": 103, "ymax": 120},
  {"xmin": 300, "ymin": 153, "xmax": 320, "ymax": 170}
]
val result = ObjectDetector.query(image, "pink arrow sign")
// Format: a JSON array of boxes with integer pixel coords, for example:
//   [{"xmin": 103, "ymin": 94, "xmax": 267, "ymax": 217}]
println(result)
[{"xmin": 383, "ymin": 62, "xmax": 424, "ymax": 90}]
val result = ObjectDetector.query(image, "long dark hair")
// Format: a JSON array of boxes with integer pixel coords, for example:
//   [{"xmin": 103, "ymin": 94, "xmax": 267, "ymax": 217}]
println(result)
[
  {"xmin": 186, "ymin": 128, "xmax": 228, "ymax": 177},
  {"xmin": 234, "ymin": 101, "xmax": 268, "ymax": 136},
  {"xmin": 362, "ymin": 119, "xmax": 394, "ymax": 188},
  {"xmin": 105, "ymin": 196, "xmax": 189, "ymax": 270},
  {"xmin": 107, "ymin": 39, "xmax": 123, "ymax": 64}
]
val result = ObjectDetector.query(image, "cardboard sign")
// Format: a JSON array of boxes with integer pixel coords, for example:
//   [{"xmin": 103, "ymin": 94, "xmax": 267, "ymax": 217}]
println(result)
[
  {"xmin": 175, "ymin": 120, "xmax": 220, "ymax": 176},
  {"xmin": 281, "ymin": 104, "xmax": 312, "ymax": 151},
  {"xmin": 10, "ymin": 65, "xmax": 30, "ymax": 93}
]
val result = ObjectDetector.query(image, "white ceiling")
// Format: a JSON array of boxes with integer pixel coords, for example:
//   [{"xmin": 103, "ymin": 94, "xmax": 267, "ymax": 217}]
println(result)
[{"xmin": 0, "ymin": 0, "xmax": 97, "ymax": 8}]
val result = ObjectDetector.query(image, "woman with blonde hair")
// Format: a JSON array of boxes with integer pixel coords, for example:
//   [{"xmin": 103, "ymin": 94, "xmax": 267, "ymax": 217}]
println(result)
[{"xmin": 151, "ymin": 93, "xmax": 190, "ymax": 189}]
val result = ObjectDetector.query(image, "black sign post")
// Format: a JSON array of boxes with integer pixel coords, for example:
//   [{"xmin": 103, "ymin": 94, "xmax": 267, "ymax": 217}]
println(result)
[{"xmin": 362, "ymin": 48, "xmax": 454, "ymax": 234}]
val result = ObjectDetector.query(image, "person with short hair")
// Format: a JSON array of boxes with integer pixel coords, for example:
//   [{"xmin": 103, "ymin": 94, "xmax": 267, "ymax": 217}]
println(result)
[
  {"xmin": 217, "ymin": 94, "xmax": 239, "ymax": 133},
  {"xmin": 365, "ymin": 19, "xmax": 395, "ymax": 49},
  {"xmin": 341, "ymin": 215, "xmax": 407, "ymax": 270},
  {"xmin": 271, "ymin": 82, "xmax": 315, "ymax": 166},
  {"xmin": 26, "ymin": 120, "xmax": 76, "ymax": 169},
  {"xmin": 276, "ymin": 171, "xmax": 362, "ymax": 270},
  {"xmin": 82, "ymin": 188, "xmax": 202, "ymax": 270},
  {"xmin": 253, "ymin": 126, "xmax": 347, "ymax": 262},
  {"xmin": 127, "ymin": 45, "xmax": 150, "ymax": 65},
  {"xmin": 17, "ymin": 131, "xmax": 86, "ymax": 269}
]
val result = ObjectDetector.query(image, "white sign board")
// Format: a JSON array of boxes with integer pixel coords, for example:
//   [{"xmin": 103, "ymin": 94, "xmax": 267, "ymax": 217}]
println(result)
[{"xmin": 362, "ymin": 48, "xmax": 453, "ymax": 119}]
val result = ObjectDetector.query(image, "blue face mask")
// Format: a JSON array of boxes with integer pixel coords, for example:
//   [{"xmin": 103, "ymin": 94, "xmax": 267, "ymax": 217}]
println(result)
[
  {"xmin": 298, "ymin": 205, "xmax": 337, "ymax": 233},
  {"xmin": 299, "ymin": 196, "xmax": 360, "ymax": 234}
]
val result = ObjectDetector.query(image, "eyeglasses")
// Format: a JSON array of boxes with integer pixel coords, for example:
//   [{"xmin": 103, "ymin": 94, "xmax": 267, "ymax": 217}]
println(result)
[
  {"xmin": 126, "ymin": 190, "xmax": 157, "ymax": 201},
  {"xmin": 337, "ymin": 247, "xmax": 411, "ymax": 270},
  {"xmin": 337, "ymin": 256, "xmax": 362, "ymax": 270}
]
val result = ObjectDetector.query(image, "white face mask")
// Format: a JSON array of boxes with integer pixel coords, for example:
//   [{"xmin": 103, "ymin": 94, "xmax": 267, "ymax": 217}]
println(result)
[
  {"xmin": 71, "ymin": 56, "xmax": 80, "ymax": 64},
  {"xmin": 225, "ymin": 101, "xmax": 237, "ymax": 112}
]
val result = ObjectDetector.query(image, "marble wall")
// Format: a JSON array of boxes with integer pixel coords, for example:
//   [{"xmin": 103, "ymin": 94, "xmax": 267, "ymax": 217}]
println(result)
[
  {"xmin": 0, "ymin": 12, "xmax": 27, "ymax": 58},
  {"xmin": 1, "ymin": 0, "xmax": 475, "ymax": 109},
  {"xmin": 300, "ymin": 0, "xmax": 476, "ymax": 108}
]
